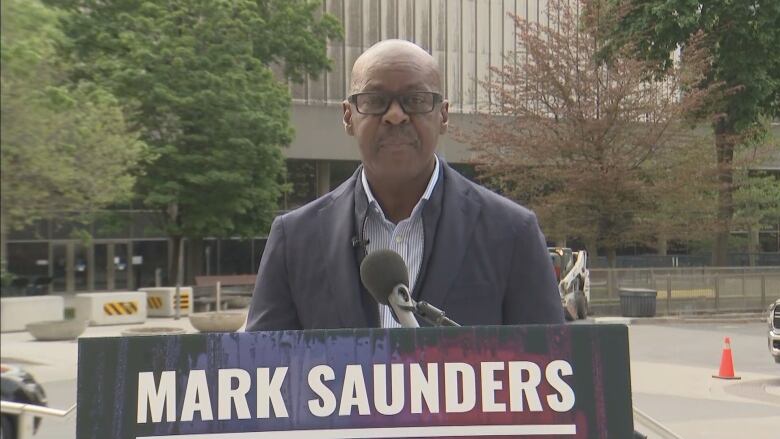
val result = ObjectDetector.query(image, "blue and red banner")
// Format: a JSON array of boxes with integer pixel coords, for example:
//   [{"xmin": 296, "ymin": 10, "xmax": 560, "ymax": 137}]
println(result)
[{"xmin": 77, "ymin": 324, "xmax": 633, "ymax": 438}]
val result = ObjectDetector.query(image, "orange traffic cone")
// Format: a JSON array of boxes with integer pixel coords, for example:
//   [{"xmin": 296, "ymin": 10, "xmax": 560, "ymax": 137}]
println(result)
[{"xmin": 712, "ymin": 336, "xmax": 741, "ymax": 380}]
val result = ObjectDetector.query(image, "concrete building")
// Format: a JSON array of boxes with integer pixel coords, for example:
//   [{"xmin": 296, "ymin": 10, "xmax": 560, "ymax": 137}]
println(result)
[
  {"xmin": 6, "ymin": 0, "xmax": 530, "ymax": 293},
  {"xmin": 282, "ymin": 0, "xmax": 537, "ymax": 208}
]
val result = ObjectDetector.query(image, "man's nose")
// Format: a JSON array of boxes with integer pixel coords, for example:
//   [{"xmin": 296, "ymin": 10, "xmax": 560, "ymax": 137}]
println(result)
[{"xmin": 382, "ymin": 99, "xmax": 409, "ymax": 125}]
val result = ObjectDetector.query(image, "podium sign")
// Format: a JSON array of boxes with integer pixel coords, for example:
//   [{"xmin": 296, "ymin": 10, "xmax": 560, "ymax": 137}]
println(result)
[{"xmin": 77, "ymin": 324, "xmax": 633, "ymax": 438}]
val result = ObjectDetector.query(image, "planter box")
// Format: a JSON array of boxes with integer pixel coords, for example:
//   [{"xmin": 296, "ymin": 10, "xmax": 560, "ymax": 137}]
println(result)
[{"xmin": 1, "ymin": 296, "xmax": 64, "ymax": 332}]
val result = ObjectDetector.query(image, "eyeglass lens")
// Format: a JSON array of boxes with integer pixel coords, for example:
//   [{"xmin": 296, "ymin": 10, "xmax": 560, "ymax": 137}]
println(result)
[{"xmin": 355, "ymin": 92, "xmax": 437, "ymax": 114}]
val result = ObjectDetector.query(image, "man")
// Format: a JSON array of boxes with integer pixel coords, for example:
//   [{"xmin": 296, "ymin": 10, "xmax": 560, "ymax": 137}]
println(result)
[{"xmin": 246, "ymin": 40, "xmax": 563, "ymax": 331}]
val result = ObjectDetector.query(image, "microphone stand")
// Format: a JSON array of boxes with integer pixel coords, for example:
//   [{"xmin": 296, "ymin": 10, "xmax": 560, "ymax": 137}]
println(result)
[
  {"xmin": 388, "ymin": 285, "xmax": 420, "ymax": 328},
  {"xmin": 388, "ymin": 284, "xmax": 460, "ymax": 327},
  {"xmin": 415, "ymin": 301, "xmax": 460, "ymax": 327}
]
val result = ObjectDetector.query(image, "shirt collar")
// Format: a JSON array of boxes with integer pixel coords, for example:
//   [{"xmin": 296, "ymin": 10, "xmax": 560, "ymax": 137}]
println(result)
[{"xmin": 361, "ymin": 154, "xmax": 440, "ymax": 218}]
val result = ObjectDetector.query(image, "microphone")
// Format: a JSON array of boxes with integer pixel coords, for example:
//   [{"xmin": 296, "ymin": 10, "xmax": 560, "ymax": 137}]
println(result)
[
  {"xmin": 360, "ymin": 249, "xmax": 460, "ymax": 327},
  {"xmin": 351, "ymin": 236, "xmax": 370, "ymax": 249},
  {"xmin": 360, "ymin": 249, "xmax": 419, "ymax": 327}
]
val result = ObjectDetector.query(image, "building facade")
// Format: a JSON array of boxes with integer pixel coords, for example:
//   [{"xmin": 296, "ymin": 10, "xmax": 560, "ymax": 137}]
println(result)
[
  {"xmin": 4, "ymin": 0, "xmax": 778, "ymax": 293},
  {"xmin": 7, "ymin": 0, "xmax": 531, "ymax": 293}
]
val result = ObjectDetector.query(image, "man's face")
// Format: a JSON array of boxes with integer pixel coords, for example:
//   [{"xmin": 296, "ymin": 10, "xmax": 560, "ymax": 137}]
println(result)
[{"xmin": 343, "ymin": 55, "xmax": 448, "ymax": 185}]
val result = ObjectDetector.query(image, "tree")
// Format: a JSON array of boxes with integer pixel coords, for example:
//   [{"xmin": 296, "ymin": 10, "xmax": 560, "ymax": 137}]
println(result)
[
  {"xmin": 52, "ymin": 0, "xmax": 342, "ymax": 282},
  {"xmin": 732, "ymin": 148, "xmax": 780, "ymax": 265},
  {"xmin": 603, "ymin": 0, "xmax": 780, "ymax": 265},
  {"xmin": 1, "ymin": 0, "xmax": 147, "ymax": 274},
  {"xmin": 469, "ymin": 0, "xmax": 714, "ymax": 266}
]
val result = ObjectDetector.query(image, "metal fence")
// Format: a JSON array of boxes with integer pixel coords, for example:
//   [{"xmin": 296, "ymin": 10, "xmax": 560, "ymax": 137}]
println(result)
[
  {"xmin": 589, "ymin": 253, "xmax": 780, "ymax": 268},
  {"xmin": 589, "ymin": 267, "xmax": 780, "ymax": 315}
]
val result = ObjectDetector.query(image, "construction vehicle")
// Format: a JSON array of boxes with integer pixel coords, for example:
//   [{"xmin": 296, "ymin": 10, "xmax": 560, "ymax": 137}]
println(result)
[{"xmin": 548, "ymin": 247, "xmax": 590, "ymax": 321}]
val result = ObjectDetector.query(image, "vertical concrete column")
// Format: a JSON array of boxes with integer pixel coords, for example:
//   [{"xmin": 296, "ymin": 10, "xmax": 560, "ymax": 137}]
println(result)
[
  {"xmin": 86, "ymin": 244, "xmax": 95, "ymax": 291},
  {"xmin": 316, "ymin": 160, "xmax": 331, "ymax": 197},
  {"xmin": 66, "ymin": 242, "xmax": 75, "ymax": 293},
  {"xmin": 760, "ymin": 275, "xmax": 766, "ymax": 307},
  {"xmin": 107, "ymin": 244, "xmax": 115, "ymax": 291},
  {"xmin": 127, "ymin": 241, "xmax": 134, "ymax": 291},
  {"xmin": 47, "ymin": 243, "xmax": 54, "ymax": 294},
  {"xmin": 167, "ymin": 238, "xmax": 175, "ymax": 284}
]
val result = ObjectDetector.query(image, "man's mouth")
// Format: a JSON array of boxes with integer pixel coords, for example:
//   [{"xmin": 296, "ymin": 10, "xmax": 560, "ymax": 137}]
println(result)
[{"xmin": 379, "ymin": 137, "xmax": 417, "ymax": 148}]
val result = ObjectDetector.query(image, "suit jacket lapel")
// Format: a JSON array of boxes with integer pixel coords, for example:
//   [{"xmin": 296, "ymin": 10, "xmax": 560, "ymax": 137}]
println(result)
[
  {"xmin": 416, "ymin": 163, "xmax": 482, "ymax": 309},
  {"xmin": 316, "ymin": 173, "xmax": 370, "ymax": 328}
]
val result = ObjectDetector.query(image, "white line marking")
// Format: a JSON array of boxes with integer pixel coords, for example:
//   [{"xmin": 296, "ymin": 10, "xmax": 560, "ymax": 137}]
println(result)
[{"xmin": 138, "ymin": 424, "xmax": 576, "ymax": 438}]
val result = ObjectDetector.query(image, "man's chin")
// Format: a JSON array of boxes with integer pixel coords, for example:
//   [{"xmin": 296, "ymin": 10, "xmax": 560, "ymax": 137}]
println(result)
[{"xmin": 369, "ymin": 160, "xmax": 434, "ymax": 184}]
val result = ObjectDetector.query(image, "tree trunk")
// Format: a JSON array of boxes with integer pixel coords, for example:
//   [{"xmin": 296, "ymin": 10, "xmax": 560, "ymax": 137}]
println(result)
[
  {"xmin": 187, "ymin": 237, "xmax": 204, "ymax": 285},
  {"xmin": 748, "ymin": 225, "xmax": 759, "ymax": 267},
  {"xmin": 606, "ymin": 247, "xmax": 617, "ymax": 268},
  {"xmin": 169, "ymin": 235, "xmax": 183, "ymax": 286},
  {"xmin": 585, "ymin": 238, "xmax": 599, "ymax": 257},
  {"xmin": 656, "ymin": 233, "xmax": 668, "ymax": 256},
  {"xmin": 712, "ymin": 119, "xmax": 735, "ymax": 266},
  {"xmin": 0, "ymin": 209, "xmax": 8, "ymax": 279}
]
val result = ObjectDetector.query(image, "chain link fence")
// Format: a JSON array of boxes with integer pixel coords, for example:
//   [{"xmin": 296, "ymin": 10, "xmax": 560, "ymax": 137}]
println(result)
[{"xmin": 589, "ymin": 267, "xmax": 780, "ymax": 315}]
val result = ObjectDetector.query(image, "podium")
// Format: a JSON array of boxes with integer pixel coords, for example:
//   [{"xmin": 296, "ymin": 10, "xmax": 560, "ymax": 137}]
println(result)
[{"xmin": 77, "ymin": 324, "xmax": 634, "ymax": 438}]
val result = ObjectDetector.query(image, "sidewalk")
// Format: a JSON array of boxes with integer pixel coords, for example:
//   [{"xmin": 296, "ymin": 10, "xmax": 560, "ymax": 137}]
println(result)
[
  {"xmin": 594, "ymin": 311, "xmax": 767, "ymax": 325},
  {"xmin": 1, "ymin": 312, "xmax": 767, "ymax": 385},
  {"xmin": 1, "ymin": 316, "xmax": 205, "ymax": 384},
  {"xmin": 1, "ymin": 316, "xmax": 220, "ymax": 439},
  {"xmin": 2, "ymin": 314, "xmax": 775, "ymax": 439}
]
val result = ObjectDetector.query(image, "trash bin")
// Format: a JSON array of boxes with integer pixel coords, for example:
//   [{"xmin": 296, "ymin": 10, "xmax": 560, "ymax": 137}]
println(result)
[{"xmin": 619, "ymin": 288, "xmax": 657, "ymax": 317}]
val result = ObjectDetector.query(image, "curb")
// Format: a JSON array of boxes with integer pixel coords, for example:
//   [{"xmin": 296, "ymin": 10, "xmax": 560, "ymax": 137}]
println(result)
[{"xmin": 592, "ymin": 314, "xmax": 765, "ymax": 325}]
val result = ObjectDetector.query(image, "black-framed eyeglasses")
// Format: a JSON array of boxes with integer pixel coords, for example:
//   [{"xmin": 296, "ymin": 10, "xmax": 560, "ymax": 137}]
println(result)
[{"xmin": 348, "ymin": 92, "xmax": 443, "ymax": 115}]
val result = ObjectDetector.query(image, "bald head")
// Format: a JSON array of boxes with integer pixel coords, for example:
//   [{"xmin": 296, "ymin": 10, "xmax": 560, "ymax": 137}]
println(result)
[{"xmin": 349, "ymin": 39, "xmax": 442, "ymax": 95}]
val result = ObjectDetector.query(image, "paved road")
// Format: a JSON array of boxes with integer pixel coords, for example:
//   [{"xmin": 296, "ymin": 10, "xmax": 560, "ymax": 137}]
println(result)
[
  {"xmin": 628, "ymin": 321, "xmax": 779, "ymax": 439},
  {"xmin": 2, "ymin": 318, "xmax": 778, "ymax": 439}
]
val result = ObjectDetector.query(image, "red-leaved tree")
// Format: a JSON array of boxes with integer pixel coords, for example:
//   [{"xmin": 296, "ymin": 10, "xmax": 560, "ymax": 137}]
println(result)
[{"xmin": 469, "ymin": 0, "xmax": 717, "ymax": 265}]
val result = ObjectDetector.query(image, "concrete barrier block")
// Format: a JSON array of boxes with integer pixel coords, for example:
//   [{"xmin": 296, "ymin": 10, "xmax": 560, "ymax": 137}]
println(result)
[
  {"xmin": 0, "ymin": 296, "xmax": 64, "ymax": 332},
  {"xmin": 75, "ymin": 292, "xmax": 146, "ymax": 326},
  {"xmin": 139, "ymin": 287, "xmax": 193, "ymax": 317}
]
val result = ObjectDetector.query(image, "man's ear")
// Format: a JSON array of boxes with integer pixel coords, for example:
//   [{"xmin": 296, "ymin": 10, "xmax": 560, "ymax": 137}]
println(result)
[
  {"xmin": 439, "ymin": 100, "xmax": 449, "ymax": 135},
  {"xmin": 343, "ymin": 100, "xmax": 354, "ymax": 136}
]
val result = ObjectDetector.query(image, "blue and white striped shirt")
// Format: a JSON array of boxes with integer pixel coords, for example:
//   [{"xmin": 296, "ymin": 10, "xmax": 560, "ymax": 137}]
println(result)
[{"xmin": 361, "ymin": 156, "xmax": 440, "ymax": 328}]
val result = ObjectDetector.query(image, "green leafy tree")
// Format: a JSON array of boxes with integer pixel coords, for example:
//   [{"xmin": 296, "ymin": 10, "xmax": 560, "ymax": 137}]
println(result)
[
  {"xmin": 604, "ymin": 0, "xmax": 780, "ymax": 265},
  {"xmin": 51, "ymin": 0, "xmax": 342, "ymax": 281},
  {"xmin": 732, "ymin": 149, "xmax": 780, "ymax": 265},
  {"xmin": 1, "ymin": 0, "xmax": 146, "ymax": 274}
]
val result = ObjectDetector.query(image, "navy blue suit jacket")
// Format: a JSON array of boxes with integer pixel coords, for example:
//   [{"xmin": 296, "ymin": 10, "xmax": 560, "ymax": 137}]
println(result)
[{"xmin": 246, "ymin": 161, "xmax": 564, "ymax": 330}]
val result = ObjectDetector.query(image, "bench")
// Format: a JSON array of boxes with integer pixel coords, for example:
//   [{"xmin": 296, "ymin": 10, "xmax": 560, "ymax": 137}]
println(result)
[
  {"xmin": 192, "ymin": 297, "xmax": 231, "ymax": 312},
  {"xmin": 194, "ymin": 275, "xmax": 257, "ymax": 287},
  {"xmin": 193, "ymin": 275, "xmax": 256, "ymax": 311}
]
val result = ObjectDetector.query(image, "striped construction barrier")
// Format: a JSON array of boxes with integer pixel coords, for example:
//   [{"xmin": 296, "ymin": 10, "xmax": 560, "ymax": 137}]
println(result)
[
  {"xmin": 75, "ymin": 292, "xmax": 147, "ymax": 326},
  {"xmin": 139, "ymin": 287, "xmax": 193, "ymax": 317},
  {"xmin": 103, "ymin": 301, "xmax": 139, "ymax": 316}
]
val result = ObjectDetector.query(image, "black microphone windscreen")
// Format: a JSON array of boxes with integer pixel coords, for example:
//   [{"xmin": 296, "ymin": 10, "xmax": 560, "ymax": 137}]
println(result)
[{"xmin": 359, "ymin": 249, "xmax": 409, "ymax": 305}]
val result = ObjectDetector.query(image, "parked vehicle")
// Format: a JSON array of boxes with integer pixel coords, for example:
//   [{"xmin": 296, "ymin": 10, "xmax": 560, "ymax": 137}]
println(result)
[
  {"xmin": 1, "ymin": 364, "xmax": 47, "ymax": 438},
  {"xmin": 548, "ymin": 247, "xmax": 590, "ymax": 321},
  {"xmin": 768, "ymin": 299, "xmax": 780, "ymax": 364}
]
